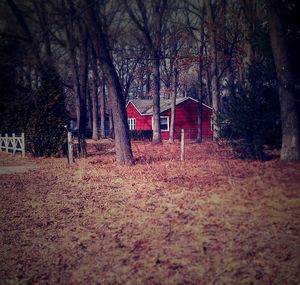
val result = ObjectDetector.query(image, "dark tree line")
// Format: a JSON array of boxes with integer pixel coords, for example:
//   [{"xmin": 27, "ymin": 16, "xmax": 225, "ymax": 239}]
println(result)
[{"xmin": 0, "ymin": 0, "xmax": 299, "ymax": 163}]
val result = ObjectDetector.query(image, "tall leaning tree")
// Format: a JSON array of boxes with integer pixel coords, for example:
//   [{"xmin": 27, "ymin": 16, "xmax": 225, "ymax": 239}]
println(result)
[
  {"xmin": 267, "ymin": 0, "xmax": 300, "ymax": 162},
  {"xmin": 80, "ymin": 0, "xmax": 133, "ymax": 165}
]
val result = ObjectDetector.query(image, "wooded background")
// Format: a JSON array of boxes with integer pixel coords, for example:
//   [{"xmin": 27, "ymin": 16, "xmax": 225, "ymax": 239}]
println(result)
[{"xmin": 0, "ymin": 0, "xmax": 299, "ymax": 164}]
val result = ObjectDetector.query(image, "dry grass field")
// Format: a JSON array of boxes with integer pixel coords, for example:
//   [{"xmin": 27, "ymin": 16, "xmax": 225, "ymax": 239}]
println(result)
[{"xmin": 0, "ymin": 140, "xmax": 299, "ymax": 285}]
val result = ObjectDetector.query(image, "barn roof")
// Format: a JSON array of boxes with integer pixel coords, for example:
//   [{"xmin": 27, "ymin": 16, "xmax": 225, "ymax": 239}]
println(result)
[
  {"xmin": 129, "ymin": 99, "xmax": 153, "ymax": 114},
  {"xmin": 128, "ymin": 96, "xmax": 211, "ymax": 116}
]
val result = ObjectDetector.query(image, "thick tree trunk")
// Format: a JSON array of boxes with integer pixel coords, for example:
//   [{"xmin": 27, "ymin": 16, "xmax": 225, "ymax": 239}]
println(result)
[
  {"xmin": 169, "ymin": 68, "xmax": 178, "ymax": 143},
  {"xmin": 81, "ymin": 0, "xmax": 133, "ymax": 165},
  {"xmin": 152, "ymin": 57, "xmax": 162, "ymax": 143},
  {"xmin": 268, "ymin": 0, "xmax": 300, "ymax": 162},
  {"xmin": 105, "ymin": 76, "xmax": 132, "ymax": 165}
]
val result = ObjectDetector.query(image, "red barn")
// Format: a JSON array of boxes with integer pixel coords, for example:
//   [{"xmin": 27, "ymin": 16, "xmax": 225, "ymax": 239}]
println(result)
[{"xmin": 126, "ymin": 97, "xmax": 213, "ymax": 140}]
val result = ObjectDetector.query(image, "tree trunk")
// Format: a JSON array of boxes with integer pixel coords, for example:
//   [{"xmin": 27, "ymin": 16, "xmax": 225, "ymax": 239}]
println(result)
[
  {"xmin": 146, "ymin": 63, "xmax": 151, "ymax": 94},
  {"xmin": 206, "ymin": 0, "xmax": 220, "ymax": 142},
  {"xmin": 72, "ymin": 84, "xmax": 84, "ymax": 155},
  {"xmin": 109, "ymin": 106, "xmax": 114, "ymax": 139},
  {"xmin": 205, "ymin": 65, "xmax": 212, "ymax": 106},
  {"xmin": 152, "ymin": 57, "xmax": 162, "ymax": 143},
  {"xmin": 87, "ymin": 94, "xmax": 92, "ymax": 131},
  {"xmin": 197, "ymin": 13, "xmax": 205, "ymax": 144},
  {"xmin": 267, "ymin": 0, "xmax": 300, "ymax": 162},
  {"xmin": 196, "ymin": 69, "xmax": 203, "ymax": 143},
  {"xmin": 80, "ymin": 0, "xmax": 133, "ymax": 165},
  {"xmin": 169, "ymin": 68, "xmax": 178, "ymax": 143},
  {"xmin": 91, "ymin": 85, "xmax": 99, "ymax": 140},
  {"xmin": 77, "ymin": 26, "xmax": 88, "ymax": 158},
  {"xmin": 211, "ymin": 70, "xmax": 220, "ymax": 142},
  {"xmin": 100, "ymin": 74, "xmax": 106, "ymax": 138},
  {"xmin": 242, "ymin": 0, "xmax": 255, "ymax": 82},
  {"xmin": 90, "ymin": 52, "xmax": 99, "ymax": 140}
]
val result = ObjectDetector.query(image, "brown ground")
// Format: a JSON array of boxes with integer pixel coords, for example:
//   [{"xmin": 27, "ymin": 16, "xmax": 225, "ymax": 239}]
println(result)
[{"xmin": 0, "ymin": 141, "xmax": 299, "ymax": 285}]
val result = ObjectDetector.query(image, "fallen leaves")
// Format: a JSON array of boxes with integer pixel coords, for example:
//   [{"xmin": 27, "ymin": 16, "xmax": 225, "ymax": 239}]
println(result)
[{"xmin": 0, "ymin": 141, "xmax": 299, "ymax": 284}]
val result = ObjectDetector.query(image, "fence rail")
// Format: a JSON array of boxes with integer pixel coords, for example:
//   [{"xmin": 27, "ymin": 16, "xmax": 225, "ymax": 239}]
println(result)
[{"xmin": 0, "ymin": 133, "xmax": 25, "ymax": 157}]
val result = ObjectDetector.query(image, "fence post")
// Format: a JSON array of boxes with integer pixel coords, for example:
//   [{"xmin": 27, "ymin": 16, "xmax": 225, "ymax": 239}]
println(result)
[
  {"xmin": 67, "ymin": 132, "xmax": 74, "ymax": 164},
  {"xmin": 5, "ymin": 133, "xmax": 8, "ymax": 153},
  {"xmin": 21, "ymin": 133, "xmax": 25, "ymax": 157},
  {"xmin": 12, "ymin": 133, "xmax": 16, "ymax": 155},
  {"xmin": 181, "ymin": 129, "xmax": 185, "ymax": 161}
]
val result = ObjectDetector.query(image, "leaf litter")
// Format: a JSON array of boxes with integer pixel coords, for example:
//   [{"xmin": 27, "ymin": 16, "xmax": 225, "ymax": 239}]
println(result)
[{"xmin": 0, "ymin": 140, "xmax": 299, "ymax": 285}]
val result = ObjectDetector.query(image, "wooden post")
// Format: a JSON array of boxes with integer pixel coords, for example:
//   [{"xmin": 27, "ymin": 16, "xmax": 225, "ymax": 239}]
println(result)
[
  {"xmin": 21, "ymin": 133, "xmax": 25, "ymax": 157},
  {"xmin": 181, "ymin": 128, "xmax": 185, "ymax": 161},
  {"xmin": 67, "ymin": 132, "xmax": 74, "ymax": 164},
  {"xmin": 5, "ymin": 133, "xmax": 8, "ymax": 153},
  {"xmin": 12, "ymin": 133, "xmax": 16, "ymax": 155}
]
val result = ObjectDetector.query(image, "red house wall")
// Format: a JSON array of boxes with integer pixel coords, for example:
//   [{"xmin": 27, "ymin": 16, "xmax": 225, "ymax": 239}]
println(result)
[
  {"xmin": 160, "ymin": 100, "xmax": 212, "ymax": 140},
  {"xmin": 126, "ymin": 99, "xmax": 212, "ymax": 140},
  {"xmin": 126, "ymin": 103, "xmax": 152, "ymax": 130}
]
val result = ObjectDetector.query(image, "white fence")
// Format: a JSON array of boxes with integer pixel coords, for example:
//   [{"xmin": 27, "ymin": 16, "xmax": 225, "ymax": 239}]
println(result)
[{"xmin": 0, "ymin": 133, "xmax": 25, "ymax": 157}]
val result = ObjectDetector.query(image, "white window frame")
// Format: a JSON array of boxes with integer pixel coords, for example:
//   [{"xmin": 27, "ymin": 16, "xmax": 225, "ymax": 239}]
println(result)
[
  {"xmin": 128, "ymin": 118, "xmax": 136, "ymax": 130},
  {"xmin": 152, "ymin": 116, "xmax": 169, "ymax": 132}
]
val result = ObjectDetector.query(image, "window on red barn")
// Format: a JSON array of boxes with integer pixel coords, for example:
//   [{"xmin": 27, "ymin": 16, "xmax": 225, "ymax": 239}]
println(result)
[
  {"xmin": 160, "ymin": 116, "xmax": 169, "ymax": 131},
  {"xmin": 152, "ymin": 116, "xmax": 169, "ymax": 132},
  {"xmin": 128, "ymin": 118, "xmax": 136, "ymax": 130}
]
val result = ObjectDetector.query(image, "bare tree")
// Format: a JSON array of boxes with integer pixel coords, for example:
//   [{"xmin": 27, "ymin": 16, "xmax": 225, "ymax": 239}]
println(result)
[
  {"xmin": 205, "ymin": 0, "xmax": 221, "ymax": 142},
  {"xmin": 186, "ymin": 1, "xmax": 207, "ymax": 143},
  {"xmin": 203, "ymin": 0, "xmax": 241, "ymax": 141},
  {"xmin": 60, "ymin": 0, "xmax": 88, "ymax": 157},
  {"xmin": 125, "ymin": 0, "xmax": 170, "ymax": 143},
  {"xmin": 80, "ymin": 0, "xmax": 133, "ymax": 165}
]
